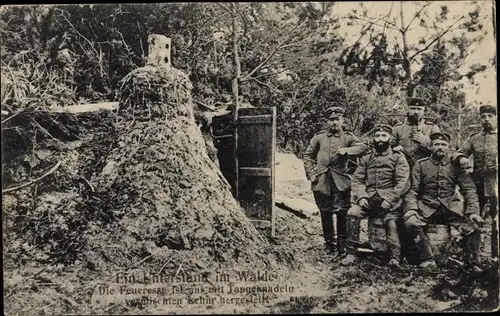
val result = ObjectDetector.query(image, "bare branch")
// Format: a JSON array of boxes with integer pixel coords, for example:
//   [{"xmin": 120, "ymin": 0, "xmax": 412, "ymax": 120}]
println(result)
[
  {"xmin": 242, "ymin": 67, "xmax": 292, "ymax": 81},
  {"xmin": 250, "ymin": 78, "xmax": 282, "ymax": 94},
  {"xmin": 403, "ymin": 1, "xmax": 434, "ymax": 33},
  {"xmin": 409, "ymin": 15, "xmax": 465, "ymax": 61},
  {"xmin": 1, "ymin": 111, "xmax": 21, "ymax": 124},
  {"xmin": 241, "ymin": 20, "xmax": 307, "ymax": 81},
  {"xmin": 217, "ymin": 3, "xmax": 232, "ymax": 15},
  {"xmin": 234, "ymin": 4, "xmax": 248, "ymax": 42},
  {"xmin": 2, "ymin": 161, "xmax": 62, "ymax": 194},
  {"xmin": 352, "ymin": 15, "xmax": 401, "ymax": 31}
]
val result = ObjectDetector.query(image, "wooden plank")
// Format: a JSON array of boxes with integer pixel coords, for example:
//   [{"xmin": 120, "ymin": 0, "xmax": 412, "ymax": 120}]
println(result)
[
  {"xmin": 275, "ymin": 195, "xmax": 319, "ymax": 218},
  {"xmin": 250, "ymin": 220, "xmax": 271, "ymax": 229},
  {"xmin": 212, "ymin": 134, "xmax": 233, "ymax": 139},
  {"xmin": 239, "ymin": 167, "xmax": 271, "ymax": 177},
  {"xmin": 271, "ymin": 107, "xmax": 276, "ymax": 237},
  {"xmin": 60, "ymin": 102, "xmax": 118, "ymax": 113},
  {"xmin": 238, "ymin": 114, "xmax": 272, "ymax": 124}
]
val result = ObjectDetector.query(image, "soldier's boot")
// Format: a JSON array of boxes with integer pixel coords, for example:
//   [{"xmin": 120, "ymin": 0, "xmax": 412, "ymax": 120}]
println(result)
[
  {"xmin": 339, "ymin": 217, "xmax": 361, "ymax": 266},
  {"xmin": 323, "ymin": 241, "xmax": 337, "ymax": 255}
]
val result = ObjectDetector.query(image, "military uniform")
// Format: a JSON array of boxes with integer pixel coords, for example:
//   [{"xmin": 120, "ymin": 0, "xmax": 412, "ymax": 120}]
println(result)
[
  {"xmin": 304, "ymin": 108, "xmax": 368, "ymax": 252},
  {"xmin": 403, "ymin": 150, "xmax": 481, "ymax": 266},
  {"xmin": 451, "ymin": 104, "xmax": 498, "ymax": 258},
  {"xmin": 452, "ymin": 130, "xmax": 498, "ymax": 212},
  {"xmin": 392, "ymin": 119, "xmax": 441, "ymax": 167},
  {"xmin": 346, "ymin": 142, "xmax": 411, "ymax": 261}
]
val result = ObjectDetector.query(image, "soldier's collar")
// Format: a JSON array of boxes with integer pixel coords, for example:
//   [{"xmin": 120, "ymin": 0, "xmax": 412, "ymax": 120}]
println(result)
[
  {"xmin": 374, "ymin": 147, "xmax": 392, "ymax": 156},
  {"xmin": 430, "ymin": 154, "xmax": 450, "ymax": 166},
  {"xmin": 326, "ymin": 130, "xmax": 343, "ymax": 137},
  {"xmin": 404, "ymin": 118, "xmax": 423, "ymax": 126}
]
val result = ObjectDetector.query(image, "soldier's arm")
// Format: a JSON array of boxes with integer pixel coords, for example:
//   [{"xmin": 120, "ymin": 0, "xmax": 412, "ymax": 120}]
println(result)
[
  {"xmin": 451, "ymin": 135, "xmax": 474, "ymax": 162},
  {"xmin": 403, "ymin": 162, "xmax": 422, "ymax": 220},
  {"xmin": 456, "ymin": 165, "xmax": 480, "ymax": 215},
  {"xmin": 386, "ymin": 154, "xmax": 411, "ymax": 206},
  {"xmin": 343, "ymin": 134, "xmax": 370, "ymax": 156},
  {"xmin": 303, "ymin": 135, "xmax": 319, "ymax": 180},
  {"xmin": 351, "ymin": 155, "xmax": 370, "ymax": 203},
  {"xmin": 419, "ymin": 123, "xmax": 441, "ymax": 150},
  {"xmin": 391, "ymin": 127, "xmax": 399, "ymax": 147}
]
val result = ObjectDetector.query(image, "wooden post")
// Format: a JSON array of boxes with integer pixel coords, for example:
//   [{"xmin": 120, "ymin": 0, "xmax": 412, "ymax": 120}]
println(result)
[
  {"xmin": 231, "ymin": 3, "xmax": 241, "ymax": 199},
  {"xmin": 147, "ymin": 34, "xmax": 171, "ymax": 67}
]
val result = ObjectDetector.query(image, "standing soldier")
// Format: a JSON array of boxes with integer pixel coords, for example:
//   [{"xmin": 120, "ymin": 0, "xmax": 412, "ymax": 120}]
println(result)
[
  {"xmin": 341, "ymin": 124, "xmax": 411, "ymax": 267},
  {"xmin": 392, "ymin": 96, "xmax": 441, "ymax": 168},
  {"xmin": 304, "ymin": 107, "xmax": 369, "ymax": 256},
  {"xmin": 452, "ymin": 104, "xmax": 498, "ymax": 259},
  {"xmin": 403, "ymin": 132, "xmax": 484, "ymax": 270}
]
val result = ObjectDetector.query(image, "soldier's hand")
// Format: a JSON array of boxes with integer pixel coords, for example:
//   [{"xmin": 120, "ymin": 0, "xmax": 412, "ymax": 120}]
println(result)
[
  {"xmin": 459, "ymin": 157, "xmax": 469, "ymax": 169},
  {"xmin": 411, "ymin": 132, "xmax": 427, "ymax": 144},
  {"xmin": 381, "ymin": 200, "xmax": 391, "ymax": 210},
  {"xmin": 469, "ymin": 214, "xmax": 484, "ymax": 224},
  {"xmin": 393, "ymin": 145, "xmax": 403, "ymax": 152},
  {"xmin": 336, "ymin": 148, "xmax": 347, "ymax": 155},
  {"xmin": 310, "ymin": 175, "xmax": 318, "ymax": 184},
  {"xmin": 358, "ymin": 198, "xmax": 369, "ymax": 209},
  {"xmin": 406, "ymin": 214, "xmax": 426, "ymax": 227}
]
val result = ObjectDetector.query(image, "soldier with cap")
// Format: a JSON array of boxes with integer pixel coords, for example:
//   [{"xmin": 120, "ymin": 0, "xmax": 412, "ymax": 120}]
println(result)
[
  {"xmin": 392, "ymin": 96, "xmax": 441, "ymax": 168},
  {"xmin": 340, "ymin": 124, "xmax": 411, "ymax": 267},
  {"xmin": 452, "ymin": 104, "xmax": 498, "ymax": 258},
  {"xmin": 304, "ymin": 106, "xmax": 369, "ymax": 256},
  {"xmin": 403, "ymin": 132, "xmax": 483, "ymax": 270}
]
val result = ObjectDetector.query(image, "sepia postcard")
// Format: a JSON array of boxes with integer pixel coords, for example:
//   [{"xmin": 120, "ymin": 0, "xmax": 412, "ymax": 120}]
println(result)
[{"xmin": 1, "ymin": 2, "xmax": 498, "ymax": 315}]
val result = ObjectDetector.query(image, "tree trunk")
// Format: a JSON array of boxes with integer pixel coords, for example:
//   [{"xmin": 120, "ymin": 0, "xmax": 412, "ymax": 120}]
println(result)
[{"xmin": 399, "ymin": 2, "xmax": 413, "ymax": 97}]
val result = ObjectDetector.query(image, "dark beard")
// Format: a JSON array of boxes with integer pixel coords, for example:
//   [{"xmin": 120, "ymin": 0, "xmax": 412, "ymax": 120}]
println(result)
[
  {"xmin": 483, "ymin": 122, "xmax": 493, "ymax": 131},
  {"xmin": 407, "ymin": 113, "xmax": 420, "ymax": 125},
  {"xmin": 374, "ymin": 141, "xmax": 390, "ymax": 153}
]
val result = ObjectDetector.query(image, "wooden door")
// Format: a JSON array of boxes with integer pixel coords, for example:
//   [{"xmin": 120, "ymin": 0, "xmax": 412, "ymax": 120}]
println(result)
[{"xmin": 236, "ymin": 107, "xmax": 276, "ymax": 237}]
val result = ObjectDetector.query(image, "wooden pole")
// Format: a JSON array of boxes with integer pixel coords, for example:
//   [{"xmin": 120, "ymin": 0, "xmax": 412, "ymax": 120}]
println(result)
[{"xmin": 231, "ymin": 3, "xmax": 241, "ymax": 199}]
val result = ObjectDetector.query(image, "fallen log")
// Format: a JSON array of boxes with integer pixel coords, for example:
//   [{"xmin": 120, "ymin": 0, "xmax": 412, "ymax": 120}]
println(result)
[{"xmin": 275, "ymin": 195, "xmax": 319, "ymax": 218}]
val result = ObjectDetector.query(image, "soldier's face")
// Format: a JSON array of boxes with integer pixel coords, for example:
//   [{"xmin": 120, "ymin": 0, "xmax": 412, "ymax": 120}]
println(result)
[
  {"xmin": 328, "ymin": 116, "xmax": 343, "ymax": 131},
  {"xmin": 408, "ymin": 106, "xmax": 425, "ymax": 120},
  {"xmin": 373, "ymin": 131, "xmax": 391, "ymax": 145},
  {"xmin": 431, "ymin": 139, "xmax": 450, "ymax": 157},
  {"xmin": 480, "ymin": 113, "xmax": 497, "ymax": 131}
]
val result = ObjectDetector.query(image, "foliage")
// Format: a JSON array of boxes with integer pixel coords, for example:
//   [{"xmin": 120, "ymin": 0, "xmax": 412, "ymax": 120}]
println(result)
[{"xmin": 0, "ymin": 2, "xmax": 494, "ymax": 157}]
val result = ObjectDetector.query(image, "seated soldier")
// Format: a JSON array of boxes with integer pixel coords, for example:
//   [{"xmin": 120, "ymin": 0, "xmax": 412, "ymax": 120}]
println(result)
[
  {"xmin": 403, "ymin": 132, "xmax": 484, "ymax": 270},
  {"xmin": 341, "ymin": 124, "xmax": 411, "ymax": 267}
]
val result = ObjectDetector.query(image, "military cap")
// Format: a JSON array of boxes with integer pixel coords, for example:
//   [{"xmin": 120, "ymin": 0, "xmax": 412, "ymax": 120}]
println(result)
[
  {"xmin": 408, "ymin": 96, "xmax": 426, "ymax": 107},
  {"xmin": 325, "ymin": 106, "xmax": 345, "ymax": 118},
  {"xmin": 430, "ymin": 132, "xmax": 451, "ymax": 143},
  {"xmin": 372, "ymin": 124, "xmax": 393, "ymax": 135},
  {"xmin": 479, "ymin": 104, "xmax": 497, "ymax": 115}
]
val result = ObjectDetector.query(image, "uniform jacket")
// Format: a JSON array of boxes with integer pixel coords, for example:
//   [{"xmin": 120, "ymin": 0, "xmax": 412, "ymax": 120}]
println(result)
[
  {"xmin": 392, "ymin": 119, "xmax": 441, "ymax": 165},
  {"xmin": 404, "ymin": 154, "xmax": 480, "ymax": 219},
  {"xmin": 351, "ymin": 148, "xmax": 411, "ymax": 211},
  {"xmin": 304, "ymin": 130, "xmax": 368, "ymax": 195},
  {"xmin": 451, "ymin": 129, "xmax": 498, "ymax": 197}
]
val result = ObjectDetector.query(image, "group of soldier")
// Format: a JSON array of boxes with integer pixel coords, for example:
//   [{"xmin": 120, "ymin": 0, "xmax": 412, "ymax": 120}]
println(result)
[{"xmin": 304, "ymin": 97, "xmax": 498, "ymax": 271}]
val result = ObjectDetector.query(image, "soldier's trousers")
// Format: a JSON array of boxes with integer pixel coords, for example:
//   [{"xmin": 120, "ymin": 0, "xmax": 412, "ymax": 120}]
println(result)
[
  {"xmin": 405, "ymin": 207, "xmax": 481, "ymax": 265},
  {"xmin": 313, "ymin": 189, "xmax": 350, "ymax": 249},
  {"xmin": 476, "ymin": 181, "xmax": 498, "ymax": 258},
  {"xmin": 346, "ymin": 204, "xmax": 401, "ymax": 260}
]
